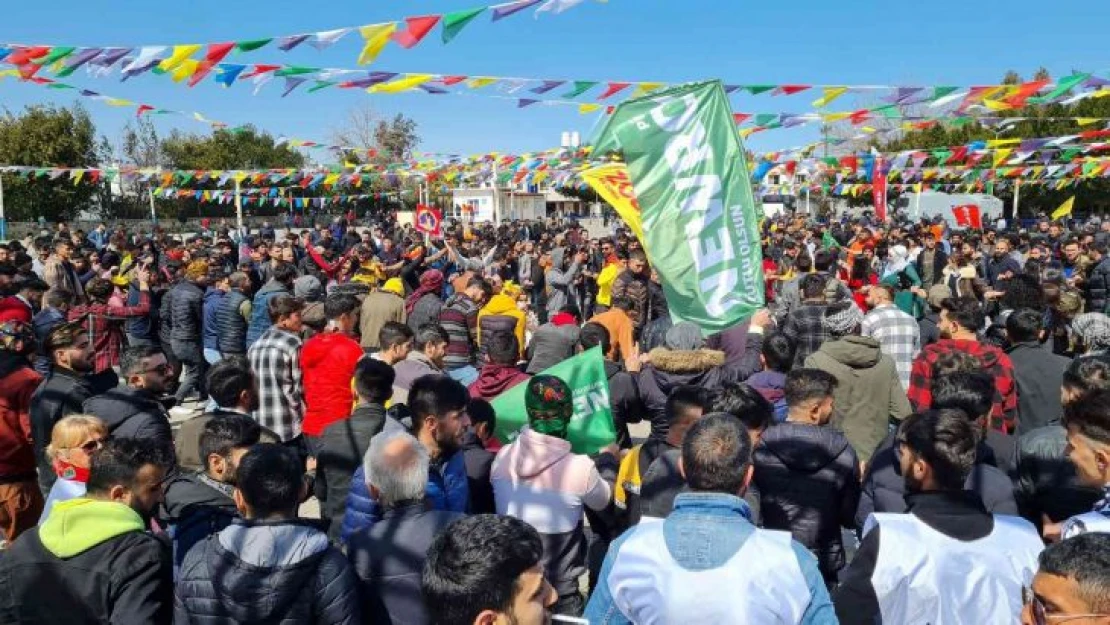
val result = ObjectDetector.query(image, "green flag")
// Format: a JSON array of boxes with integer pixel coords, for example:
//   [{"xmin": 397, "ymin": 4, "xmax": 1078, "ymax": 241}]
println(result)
[
  {"xmin": 592, "ymin": 80, "xmax": 765, "ymax": 335},
  {"xmin": 491, "ymin": 347, "xmax": 616, "ymax": 455},
  {"xmin": 441, "ymin": 7, "xmax": 486, "ymax": 43}
]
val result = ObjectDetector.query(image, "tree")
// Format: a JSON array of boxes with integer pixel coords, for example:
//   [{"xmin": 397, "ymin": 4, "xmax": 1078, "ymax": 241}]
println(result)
[
  {"xmin": 162, "ymin": 126, "xmax": 304, "ymax": 170},
  {"xmin": 329, "ymin": 104, "xmax": 420, "ymax": 166},
  {"xmin": 374, "ymin": 113, "xmax": 420, "ymax": 163},
  {"xmin": 0, "ymin": 104, "xmax": 99, "ymax": 222}
]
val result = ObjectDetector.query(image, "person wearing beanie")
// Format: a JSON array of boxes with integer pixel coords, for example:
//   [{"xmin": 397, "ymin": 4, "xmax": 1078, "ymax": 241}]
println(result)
[
  {"xmin": 805, "ymin": 301, "xmax": 911, "ymax": 463},
  {"xmin": 359, "ymin": 278, "xmax": 407, "ymax": 351},
  {"xmin": 491, "ymin": 375, "xmax": 619, "ymax": 616}
]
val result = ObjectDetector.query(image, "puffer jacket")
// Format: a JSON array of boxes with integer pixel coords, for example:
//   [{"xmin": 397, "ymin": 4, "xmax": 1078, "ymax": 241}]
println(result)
[
  {"xmin": 83, "ymin": 386, "xmax": 175, "ymax": 463},
  {"xmin": 216, "ymin": 289, "xmax": 249, "ymax": 355},
  {"xmin": 753, "ymin": 422, "xmax": 861, "ymax": 583},
  {"xmin": 637, "ymin": 332, "xmax": 763, "ymax": 440},
  {"xmin": 159, "ymin": 471, "xmax": 237, "ymax": 573},
  {"xmin": 170, "ymin": 280, "xmax": 205, "ymax": 347},
  {"xmin": 174, "ymin": 519, "xmax": 359, "ymax": 625},
  {"xmin": 407, "ymin": 293, "xmax": 443, "ymax": 334},
  {"xmin": 201, "ymin": 287, "xmax": 226, "ymax": 352},
  {"xmin": 341, "ymin": 448, "xmax": 469, "ymax": 545},
  {"xmin": 316, "ymin": 404, "xmax": 386, "ymax": 543},
  {"xmin": 1014, "ymin": 424, "xmax": 1101, "ymax": 527},
  {"xmin": 805, "ymin": 336, "xmax": 912, "ymax": 462},
  {"xmin": 1086, "ymin": 256, "xmax": 1110, "ymax": 314},
  {"xmin": 246, "ymin": 279, "xmax": 291, "ymax": 349},
  {"xmin": 477, "ymin": 294, "xmax": 526, "ymax": 360}
]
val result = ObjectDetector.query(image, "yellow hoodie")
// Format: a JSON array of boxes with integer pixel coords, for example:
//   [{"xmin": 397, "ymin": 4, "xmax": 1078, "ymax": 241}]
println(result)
[{"xmin": 478, "ymin": 293, "xmax": 526, "ymax": 358}]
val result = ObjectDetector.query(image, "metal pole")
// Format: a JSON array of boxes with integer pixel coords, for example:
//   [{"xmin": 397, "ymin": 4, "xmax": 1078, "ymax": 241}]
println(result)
[
  {"xmin": 0, "ymin": 173, "xmax": 6, "ymax": 241},
  {"xmin": 1014, "ymin": 178, "xmax": 1022, "ymax": 220},
  {"xmin": 148, "ymin": 187, "xmax": 157, "ymax": 225},
  {"xmin": 235, "ymin": 176, "xmax": 243, "ymax": 232}
]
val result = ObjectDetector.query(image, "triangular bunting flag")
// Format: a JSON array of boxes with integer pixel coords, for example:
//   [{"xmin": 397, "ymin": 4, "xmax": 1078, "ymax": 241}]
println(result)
[
  {"xmin": 391, "ymin": 15, "xmax": 442, "ymax": 49},
  {"xmin": 491, "ymin": 0, "xmax": 542, "ymax": 21},
  {"xmin": 597, "ymin": 82, "xmax": 631, "ymax": 100},
  {"xmin": 442, "ymin": 7, "xmax": 486, "ymax": 43},
  {"xmin": 357, "ymin": 23, "xmax": 397, "ymax": 65},
  {"xmin": 812, "ymin": 86, "xmax": 848, "ymax": 108},
  {"xmin": 562, "ymin": 81, "xmax": 597, "ymax": 98},
  {"xmin": 369, "ymin": 74, "xmax": 434, "ymax": 93},
  {"xmin": 235, "ymin": 39, "xmax": 272, "ymax": 52}
]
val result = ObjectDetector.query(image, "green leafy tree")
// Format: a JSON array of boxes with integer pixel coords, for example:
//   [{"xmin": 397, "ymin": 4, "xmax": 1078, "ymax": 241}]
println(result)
[
  {"xmin": 163, "ymin": 126, "xmax": 304, "ymax": 170},
  {"xmin": 0, "ymin": 104, "xmax": 99, "ymax": 222}
]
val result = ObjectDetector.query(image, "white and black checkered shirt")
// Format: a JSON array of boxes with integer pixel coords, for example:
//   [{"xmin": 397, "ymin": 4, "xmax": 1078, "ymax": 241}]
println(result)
[
  {"xmin": 862, "ymin": 304, "xmax": 920, "ymax": 391},
  {"xmin": 247, "ymin": 326, "xmax": 304, "ymax": 442}
]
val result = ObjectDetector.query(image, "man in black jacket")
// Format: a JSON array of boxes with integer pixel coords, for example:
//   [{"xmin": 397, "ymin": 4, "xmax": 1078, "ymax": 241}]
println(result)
[
  {"xmin": 83, "ymin": 345, "xmax": 176, "ymax": 462},
  {"xmin": 579, "ymin": 322, "xmax": 643, "ymax": 449},
  {"xmin": 915, "ymin": 230, "xmax": 948, "ymax": 289},
  {"xmin": 0, "ymin": 438, "xmax": 172, "ymax": 624},
  {"xmin": 836, "ymin": 411, "xmax": 1043, "ymax": 624},
  {"xmin": 171, "ymin": 260, "xmax": 210, "ymax": 407},
  {"xmin": 347, "ymin": 429, "xmax": 465, "ymax": 625},
  {"xmin": 1006, "ymin": 308, "xmax": 1071, "ymax": 434},
  {"xmin": 1084, "ymin": 241, "xmax": 1110, "ymax": 315},
  {"xmin": 161, "ymin": 413, "xmax": 260, "ymax": 572},
  {"xmin": 317, "ymin": 357, "xmax": 394, "ymax": 541},
  {"xmin": 461, "ymin": 398, "xmax": 498, "ymax": 515},
  {"xmin": 175, "ymin": 444, "xmax": 359, "ymax": 624},
  {"xmin": 753, "ymin": 368, "xmax": 861, "ymax": 586}
]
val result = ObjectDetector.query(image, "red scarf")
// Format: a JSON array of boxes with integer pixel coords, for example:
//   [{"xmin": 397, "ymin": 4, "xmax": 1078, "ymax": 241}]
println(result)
[{"xmin": 54, "ymin": 460, "xmax": 90, "ymax": 483}]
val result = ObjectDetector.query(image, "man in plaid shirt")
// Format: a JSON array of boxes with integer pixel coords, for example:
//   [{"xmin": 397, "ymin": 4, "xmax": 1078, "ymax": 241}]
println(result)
[
  {"xmin": 247, "ymin": 294, "xmax": 306, "ymax": 443},
  {"xmin": 66, "ymin": 269, "xmax": 152, "ymax": 373},
  {"xmin": 781, "ymin": 274, "xmax": 832, "ymax": 368},
  {"xmin": 907, "ymin": 297, "xmax": 1018, "ymax": 432},
  {"xmin": 862, "ymin": 284, "xmax": 921, "ymax": 391}
]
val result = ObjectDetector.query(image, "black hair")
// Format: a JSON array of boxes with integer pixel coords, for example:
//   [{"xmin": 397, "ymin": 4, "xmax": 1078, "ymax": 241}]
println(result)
[
  {"xmin": 487, "ymin": 332, "xmax": 519, "ymax": 366},
  {"xmin": 119, "ymin": 345, "xmax": 164, "ymax": 377},
  {"xmin": 681, "ymin": 413, "xmax": 752, "ymax": 493},
  {"xmin": 354, "ymin": 358, "xmax": 395, "ymax": 404},
  {"xmin": 87, "ymin": 437, "xmax": 168, "ymax": 496},
  {"xmin": 1063, "ymin": 355, "xmax": 1110, "ymax": 395},
  {"xmin": 1064, "ymin": 389, "xmax": 1110, "ymax": 446},
  {"xmin": 409, "ymin": 374, "xmax": 470, "ymax": 427},
  {"xmin": 272, "ymin": 262, "xmax": 299, "ymax": 285},
  {"xmin": 414, "ymin": 324, "xmax": 449, "ymax": 350},
  {"xmin": 578, "ymin": 322, "xmax": 611, "ymax": 356},
  {"xmin": 665, "ymin": 385, "xmax": 711, "ymax": 426},
  {"xmin": 941, "ymin": 297, "xmax": 985, "ymax": 333},
  {"xmin": 714, "ymin": 383, "xmax": 774, "ymax": 432},
  {"xmin": 323, "ymin": 293, "xmax": 360, "ymax": 320},
  {"xmin": 17, "ymin": 277, "xmax": 48, "ymax": 293},
  {"xmin": 379, "ymin": 322, "xmax": 415, "ymax": 350},
  {"xmin": 205, "ymin": 357, "xmax": 255, "ymax": 409},
  {"xmin": 1038, "ymin": 533, "xmax": 1110, "ymax": 612},
  {"xmin": 1000, "ymin": 275, "xmax": 1045, "ymax": 313},
  {"xmin": 467, "ymin": 276, "xmax": 493, "ymax": 301},
  {"xmin": 44, "ymin": 288, "xmax": 74, "ymax": 309},
  {"xmin": 235, "ymin": 443, "xmax": 304, "ymax": 518},
  {"xmin": 761, "ymin": 333, "xmax": 796, "ymax": 373},
  {"xmin": 785, "ymin": 368, "xmax": 838, "ymax": 407},
  {"xmin": 1005, "ymin": 308, "xmax": 1043, "ymax": 344},
  {"xmin": 800, "ymin": 273, "xmax": 827, "ymax": 300},
  {"xmin": 467, "ymin": 398, "xmax": 496, "ymax": 431},
  {"xmin": 423, "ymin": 514, "xmax": 545, "ymax": 625},
  {"xmin": 199, "ymin": 414, "xmax": 261, "ymax": 472},
  {"xmin": 931, "ymin": 372, "xmax": 994, "ymax": 422},
  {"xmin": 794, "ymin": 254, "xmax": 813, "ymax": 273},
  {"xmin": 896, "ymin": 410, "xmax": 977, "ymax": 491},
  {"xmin": 267, "ymin": 294, "xmax": 305, "ymax": 323}
]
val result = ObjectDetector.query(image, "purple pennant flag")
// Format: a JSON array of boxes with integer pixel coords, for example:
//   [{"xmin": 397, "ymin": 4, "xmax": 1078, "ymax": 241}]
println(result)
[
  {"xmin": 120, "ymin": 59, "xmax": 161, "ymax": 82},
  {"xmin": 1084, "ymin": 76, "xmax": 1110, "ymax": 89},
  {"xmin": 517, "ymin": 98, "xmax": 540, "ymax": 108},
  {"xmin": 724, "ymin": 84, "xmax": 741, "ymax": 94},
  {"xmin": 531, "ymin": 79, "xmax": 565, "ymax": 94},
  {"xmin": 780, "ymin": 115, "xmax": 807, "ymax": 128},
  {"xmin": 419, "ymin": 84, "xmax": 449, "ymax": 95},
  {"xmin": 277, "ymin": 34, "xmax": 310, "ymax": 52},
  {"xmin": 1020, "ymin": 138, "xmax": 1050, "ymax": 152},
  {"xmin": 491, "ymin": 0, "xmax": 543, "ymax": 21},
  {"xmin": 79, "ymin": 89, "xmax": 100, "ymax": 97},
  {"xmin": 282, "ymin": 76, "xmax": 308, "ymax": 97},
  {"xmin": 885, "ymin": 86, "xmax": 924, "ymax": 104},
  {"xmin": 63, "ymin": 48, "xmax": 103, "ymax": 72},
  {"xmin": 91, "ymin": 47, "xmax": 132, "ymax": 68}
]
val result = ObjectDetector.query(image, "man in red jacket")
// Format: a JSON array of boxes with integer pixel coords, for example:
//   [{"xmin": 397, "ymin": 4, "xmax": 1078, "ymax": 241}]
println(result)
[
  {"xmin": 300, "ymin": 293, "xmax": 365, "ymax": 453},
  {"xmin": 0, "ymin": 278, "xmax": 48, "ymax": 324},
  {"xmin": 0, "ymin": 321, "xmax": 44, "ymax": 544}
]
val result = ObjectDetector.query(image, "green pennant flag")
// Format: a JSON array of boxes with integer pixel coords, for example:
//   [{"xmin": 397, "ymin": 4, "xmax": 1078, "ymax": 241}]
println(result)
[
  {"xmin": 1029, "ymin": 73, "xmax": 1090, "ymax": 104},
  {"xmin": 592, "ymin": 80, "xmax": 765, "ymax": 335},
  {"xmin": 441, "ymin": 6, "xmax": 486, "ymax": 43},
  {"xmin": 745, "ymin": 85, "xmax": 776, "ymax": 95},
  {"xmin": 47, "ymin": 83, "xmax": 76, "ymax": 90},
  {"xmin": 931, "ymin": 86, "xmax": 960, "ymax": 101},
  {"xmin": 562, "ymin": 81, "xmax": 598, "ymax": 99},
  {"xmin": 491, "ymin": 347, "xmax": 616, "ymax": 454},
  {"xmin": 753, "ymin": 113, "xmax": 777, "ymax": 126},
  {"xmin": 1060, "ymin": 148, "xmax": 1082, "ymax": 161},
  {"xmin": 308, "ymin": 81, "xmax": 336, "ymax": 93},
  {"xmin": 235, "ymin": 39, "xmax": 273, "ymax": 52},
  {"xmin": 36, "ymin": 47, "xmax": 75, "ymax": 66},
  {"xmin": 950, "ymin": 116, "xmax": 972, "ymax": 128},
  {"xmin": 872, "ymin": 104, "xmax": 900, "ymax": 119},
  {"xmin": 932, "ymin": 149, "xmax": 952, "ymax": 163},
  {"xmin": 274, "ymin": 66, "xmax": 318, "ymax": 77}
]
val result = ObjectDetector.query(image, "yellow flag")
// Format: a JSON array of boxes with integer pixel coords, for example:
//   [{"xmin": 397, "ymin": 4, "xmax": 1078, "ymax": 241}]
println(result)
[
  {"xmin": 171, "ymin": 59, "xmax": 200, "ymax": 83},
  {"xmin": 581, "ymin": 163, "xmax": 643, "ymax": 242},
  {"xmin": 357, "ymin": 23, "xmax": 397, "ymax": 65},
  {"xmin": 323, "ymin": 173, "xmax": 339, "ymax": 186},
  {"xmin": 1051, "ymin": 196, "xmax": 1075, "ymax": 220},
  {"xmin": 159, "ymin": 44, "xmax": 201, "ymax": 72},
  {"xmin": 232, "ymin": 172, "xmax": 248, "ymax": 183},
  {"xmin": 72, "ymin": 170, "xmax": 84, "ymax": 185},
  {"xmin": 104, "ymin": 98, "xmax": 134, "ymax": 107},
  {"xmin": 982, "ymin": 99, "xmax": 1012, "ymax": 111},
  {"xmin": 369, "ymin": 74, "xmax": 434, "ymax": 93},
  {"xmin": 1076, "ymin": 118, "xmax": 1101, "ymax": 126},
  {"xmin": 631, "ymin": 82, "xmax": 665, "ymax": 97},
  {"xmin": 822, "ymin": 111, "xmax": 851, "ymax": 123},
  {"xmin": 466, "ymin": 77, "xmax": 498, "ymax": 89},
  {"xmin": 812, "ymin": 86, "xmax": 849, "ymax": 108},
  {"xmin": 578, "ymin": 103, "xmax": 602, "ymax": 114},
  {"xmin": 993, "ymin": 148, "xmax": 1014, "ymax": 167}
]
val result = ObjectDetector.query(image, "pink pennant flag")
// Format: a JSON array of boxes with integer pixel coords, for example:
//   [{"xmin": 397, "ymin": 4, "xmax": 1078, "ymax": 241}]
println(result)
[{"xmin": 391, "ymin": 15, "xmax": 442, "ymax": 49}]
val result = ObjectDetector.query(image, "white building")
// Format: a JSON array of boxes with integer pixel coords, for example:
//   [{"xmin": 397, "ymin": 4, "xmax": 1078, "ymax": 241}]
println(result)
[{"xmin": 449, "ymin": 188, "xmax": 546, "ymax": 224}]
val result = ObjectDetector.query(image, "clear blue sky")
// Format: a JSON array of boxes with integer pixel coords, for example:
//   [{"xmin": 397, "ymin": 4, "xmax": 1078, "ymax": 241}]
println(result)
[{"xmin": 0, "ymin": 0, "xmax": 1105, "ymax": 162}]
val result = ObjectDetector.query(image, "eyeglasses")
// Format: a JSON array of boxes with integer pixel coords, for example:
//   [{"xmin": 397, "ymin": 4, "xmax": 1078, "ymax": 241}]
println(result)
[
  {"xmin": 75, "ymin": 437, "xmax": 108, "ymax": 453},
  {"xmin": 1024, "ymin": 586, "xmax": 1110, "ymax": 624},
  {"xmin": 137, "ymin": 363, "xmax": 172, "ymax": 375}
]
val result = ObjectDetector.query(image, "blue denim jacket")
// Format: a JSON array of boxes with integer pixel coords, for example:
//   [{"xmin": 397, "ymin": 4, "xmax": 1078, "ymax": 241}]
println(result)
[{"xmin": 584, "ymin": 492, "xmax": 837, "ymax": 625}]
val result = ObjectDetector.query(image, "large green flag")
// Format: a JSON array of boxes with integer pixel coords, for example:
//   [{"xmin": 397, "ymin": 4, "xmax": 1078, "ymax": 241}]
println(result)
[
  {"xmin": 491, "ymin": 347, "xmax": 615, "ymax": 455},
  {"xmin": 592, "ymin": 80, "xmax": 765, "ymax": 335}
]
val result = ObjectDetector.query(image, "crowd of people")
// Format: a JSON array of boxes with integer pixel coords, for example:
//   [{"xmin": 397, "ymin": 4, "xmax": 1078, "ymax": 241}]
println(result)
[{"xmin": 2, "ymin": 211, "xmax": 1110, "ymax": 623}]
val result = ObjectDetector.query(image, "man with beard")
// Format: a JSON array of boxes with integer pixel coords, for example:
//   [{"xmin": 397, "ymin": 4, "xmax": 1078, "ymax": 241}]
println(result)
[
  {"xmin": 341, "ymin": 374, "xmax": 471, "ymax": 544},
  {"xmin": 0, "ymin": 321, "xmax": 44, "ymax": 543},
  {"xmin": 161, "ymin": 413, "xmax": 261, "ymax": 573},
  {"xmin": 835, "ymin": 411, "xmax": 1043, "ymax": 624},
  {"xmin": 83, "ymin": 346, "xmax": 176, "ymax": 463},
  {"xmin": 0, "ymin": 438, "xmax": 172, "ymax": 624},
  {"xmin": 986, "ymin": 235, "xmax": 1023, "ymax": 291}
]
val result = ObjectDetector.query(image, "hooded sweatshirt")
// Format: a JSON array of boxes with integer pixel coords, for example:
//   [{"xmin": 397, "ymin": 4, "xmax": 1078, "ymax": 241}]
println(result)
[
  {"xmin": 491, "ymin": 427, "xmax": 612, "ymax": 595},
  {"xmin": 478, "ymin": 293, "xmax": 526, "ymax": 359},
  {"xmin": 0, "ymin": 498, "xmax": 171, "ymax": 624},
  {"xmin": 468, "ymin": 363, "xmax": 531, "ymax": 402},
  {"xmin": 175, "ymin": 520, "xmax": 359, "ymax": 624},
  {"xmin": 747, "ymin": 370, "xmax": 788, "ymax": 422},
  {"xmin": 805, "ymin": 336, "xmax": 912, "ymax": 462}
]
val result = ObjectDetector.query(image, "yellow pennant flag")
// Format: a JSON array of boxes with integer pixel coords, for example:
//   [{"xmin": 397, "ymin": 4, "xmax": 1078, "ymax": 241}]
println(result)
[
  {"xmin": 1051, "ymin": 196, "xmax": 1075, "ymax": 220},
  {"xmin": 357, "ymin": 23, "xmax": 397, "ymax": 65},
  {"xmin": 981, "ymin": 99, "xmax": 1012, "ymax": 111},
  {"xmin": 631, "ymin": 82, "xmax": 665, "ymax": 98},
  {"xmin": 581, "ymin": 163, "xmax": 643, "ymax": 242},
  {"xmin": 104, "ymin": 98, "xmax": 134, "ymax": 107},
  {"xmin": 159, "ymin": 44, "xmax": 201, "ymax": 72},
  {"xmin": 822, "ymin": 111, "xmax": 851, "ymax": 123},
  {"xmin": 171, "ymin": 59, "xmax": 200, "ymax": 83},
  {"xmin": 232, "ymin": 172, "xmax": 249, "ymax": 183},
  {"xmin": 993, "ymin": 148, "xmax": 1014, "ymax": 167},
  {"xmin": 812, "ymin": 86, "xmax": 849, "ymax": 108},
  {"xmin": 1076, "ymin": 118, "xmax": 1101, "ymax": 126},
  {"xmin": 578, "ymin": 103, "xmax": 602, "ymax": 114},
  {"xmin": 466, "ymin": 77, "xmax": 498, "ymax": 89},
  {"xmin": 739, "ymin": 128, "xmax": 757, "ymax": 139},
  {"xmin": 986, "ymin": 138, "xmax": 1020, "ymax": 147},
  {"xmin": 72, "ymin": 170, "xmax": 84, "ymax": 185},
  {"xmin": 323, "ymin": 173, "xmax": 340, "ymax": 186},
  {"xmin": 369, "ymin": 74, "xmax": 434, "ymax": 94}
]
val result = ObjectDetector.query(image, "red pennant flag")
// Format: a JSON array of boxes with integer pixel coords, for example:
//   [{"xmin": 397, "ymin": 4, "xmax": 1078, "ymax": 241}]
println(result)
[
  {"xmin": 839, "ymin": 155, "xmax": 859, "ymax": 172},
  {"xmin": 849, "ymin": 109, "xmax": 871, "ymax": 125},
  {"xmin": 597, "ymin": 82, "xmax": 631, "ymax": 100},
  {"xmin": 88, "ymin": 170, "xmax": 101, "ymax": 184},
  {"xmin": 733, "ymin": 112, "xmax": 752, "ymax": 124},
  {"xmin": 784, "ymin": 161, "xmax": 797, "ymax": 176},
  {"xmin": 240, "ymin": 64, "xmax": 282, "ymax": 79},
  {"xmin": 1004, "ymin": 79, "xmax": 1051, "ymax": 107},
  {"xmin": 7, "ymin": 46, "xmax": 50, "ymax": 65},
  {"xmin": 391, "ymin": 15, "xmax": 442, "ymax": 49},
  {"xmin": 136, "ymin": 105, "xmax": 155, "ymax": 117},
  {"xmin": 1080, "ymin": 130, "xmax": 1110, "ymax": 141},
  {"xmin": 17, "ymin": 63, "xmax": 43, "ymax": 79},
  {"xmin": 945, "ymin": 146, "xmax": 969, "ymax": 165},
  {"xmin": 605, "ymin": 105, "xmax": 615, "ymax": 114},
  {"xmin": 441, "ymin": 75, "xmax": 467, "ymax": 86},
  {"xmin": 775, "ymin": 84, "xmax": 811, "ymax": 95}
]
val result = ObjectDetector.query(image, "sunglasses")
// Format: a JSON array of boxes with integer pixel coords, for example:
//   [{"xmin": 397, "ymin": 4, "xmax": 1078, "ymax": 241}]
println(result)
[
  {"xmin": 1024, "ymin": 586, "xmax": 1110, "ymax": 624},
  {"xmin": 76, "ymin": 437, "xmax": 109, "ymax": 453}
]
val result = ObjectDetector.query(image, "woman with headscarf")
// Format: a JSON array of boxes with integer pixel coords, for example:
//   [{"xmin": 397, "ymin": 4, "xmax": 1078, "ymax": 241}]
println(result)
[
  {"xmin": 879, "ymin": 244, "xmax": 923, "ymax": 318},
  {"xmin": 405, "ymin": 269, "xmax": 445, "ymax": 332},
  {"xmin": 1073, "ymin": 312, "xmax": 1110, "ymax": 357}
]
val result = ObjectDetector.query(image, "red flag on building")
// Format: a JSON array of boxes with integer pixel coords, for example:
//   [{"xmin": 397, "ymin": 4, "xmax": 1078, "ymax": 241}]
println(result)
[
  {"xmin": 951, "ymin": 204, "xmax": 982, "ymax": 229},
  {"xmin": 415, "ymin": 204, "xmax": 443, "ymax": 237}
]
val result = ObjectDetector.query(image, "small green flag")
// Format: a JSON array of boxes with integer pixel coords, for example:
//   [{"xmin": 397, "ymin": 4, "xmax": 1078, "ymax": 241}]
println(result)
[
  {"xmin": 491, "ymin": 347, "xmax": 616, "ymax": 455},
  {"xmin": 562, "ymin": 81, "xmax": 598, "ymax": 99},
  {"xmin": 235, "ymin": 39, "xmax": 273, "ymax": 52},
  {"xmin": 441, "ymin": 6, "xmax": 486, "ymax": 43}
]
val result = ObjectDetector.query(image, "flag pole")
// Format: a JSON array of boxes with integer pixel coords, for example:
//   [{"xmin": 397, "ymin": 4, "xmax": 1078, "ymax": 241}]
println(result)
[{"xmin": 1013, "ymin": 179, "xmax": 1022, "ymax": 220}]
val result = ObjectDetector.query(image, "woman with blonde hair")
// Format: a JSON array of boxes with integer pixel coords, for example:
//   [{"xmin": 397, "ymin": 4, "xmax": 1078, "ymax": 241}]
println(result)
[{"xmin": 39, "ymin": 414, "xmax": 108, "ymax": 524}]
